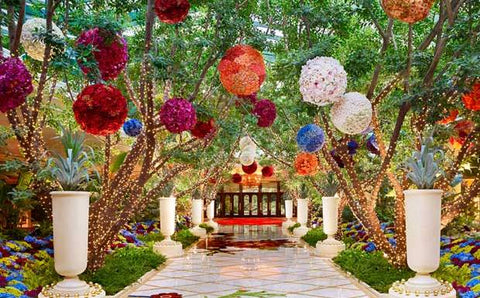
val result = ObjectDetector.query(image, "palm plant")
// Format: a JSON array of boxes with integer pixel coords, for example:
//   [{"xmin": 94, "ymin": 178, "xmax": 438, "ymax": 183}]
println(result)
[{"xmin": 322, "ymin": 173, "xmax": 339, "ymax": 197}]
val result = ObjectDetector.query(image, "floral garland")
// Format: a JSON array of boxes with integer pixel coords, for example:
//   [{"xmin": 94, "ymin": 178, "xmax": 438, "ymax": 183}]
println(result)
[
  {"xmin": 261, "ymin": 166, "xmax": 274, "ymax": 178},
  {"xmin": 252, "ymin": 99, "xmax": 277, "ymax": 128},
  {"xmin": 382, "ymin": 0, "xmax": 435, "ymax": 24},
  {"xmin": 76, "ymin": 27, "xmax": 128, "ymax": 81},
  {"xmin": 123, "ymin": 119, "xmax": 143, "ymax": 137},
  {"xmin": 462, "ymin": 83, "xmax": 480, "ymax": 111},
  {"xmin": 21, "ymin": 18, "xmax": 64, "ymax": 61},
  {"xmin": 190, "ymin": 119, "xmax": 216, "ymax": 139},
  {"xmin": 296, "ymin": 124, "xmax": 326, "ymax": 153},
  {"xmin": 294, "ymin": 152, "xmax": 318, "ymax": 176},
  {"xmin": 0, "ymin": 57, "xmax": 34, "ymax": 113},
  {"xmin": 73, "ymin": 84, "xmax": 128, "ymax": 136},
  {"xmin": 218, "ymin": 45, "xmax": 266, "ymax": 96},
  {"xmin": 330, "ymin": 92, "xmax": 372, "ymax": 135},
  {"xmin": 159, "ymin": 98, "xmax": 197, "ymax": 133},
  {"xmin": 154, "ymin": 0, "xmax": 190, "ymax": 24},
  {"xmin": 242, "ymin": 161, "xmax": 258, "ymax": 174},
  {"xmin": 299, "ymin": 56, "xmax": 347, "ymax": 106}
]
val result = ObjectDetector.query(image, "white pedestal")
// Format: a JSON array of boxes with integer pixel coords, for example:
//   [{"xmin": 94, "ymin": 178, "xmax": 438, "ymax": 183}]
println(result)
[
  {"xmin": 153, "ymin": 239, "xmax": 184, "ymax": 258},
  {"xmin": 389, "ymin": 277, "xmax": 456, "ymax": 297},
  {"xmin": 190, "ymin": 225, "xmax": 207, "ymax": 238},
  {"xmin": 315, "ymin": 236, "xmax": 345, "ymax": 258},
  {"xmin": 40, "ymin": 278, "xmax": 105, "ymax": 298},
  {"xmin": 293, "ymin": 225, "xmax": 309, "ymax": 238},
  {"xmin": 206, "ymin": 201, "xmax": 219, "ymax": 233}
]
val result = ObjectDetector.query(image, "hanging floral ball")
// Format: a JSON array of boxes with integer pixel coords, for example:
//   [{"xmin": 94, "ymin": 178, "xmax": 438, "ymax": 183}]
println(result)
[
  {"xmin": 0, "ymin": 57, "xmax": 33, "ymax": 113},
  {"xmin": 123, "ymin": 119, "xmax": 143, "ymax": 137},
  {"xmin": 232, "ymin": 173, "xmax": 242, "ymax": 184},
  {"xmin": 191, "ymin": 118, "xmax": 216, "ymax": 139},
  {"xmin": 331, "ymin": 92, "xmax": 372, "ymax": 135},
  {"xmin": 294, "ymin": 152, "xmax": 318, "ymax": 176},
  {"xmin": 239, "ymin": 136, "xmax": 256, "ymax": 150},
  {"xmin": 160, "ymin": 98, "xmax": 197, "ymax": 133},
  {"xmin": 462, "ymin": 83, "xmax": 480, "ymax": 111},
  {"xmin": 76, "ymin": 27, "xmax": 128, "ymax": 81},
  {"xmin": 261, "ymin": 166, "xmax": 274, "ymax": 178},
  {"xmin": 347, "ymin": 140, "xmax": 359, "ymax": 155},
  {"xmin": 242, "ymin": 161, "xmax": 258, "ymax": 175},
  {"xmin": 382, "ymin": 0, "xmax": 435, "ymax": 24},
  {"xmin": 330, "ymin": 150, "xmax": 345, "ymax": 168},
  {"xmin": 299, "ymin": 56, "xmax": 347, "ymax": 106},
  {"xmin": 239, "ymin": 150, "xmax": 256, "ymax": 166},
  {"xmin": 21, "ymin": 18, "xmax": 64, "ymax": 61},
  {"xmin": 73, "ymin": 84, "xmax": 128, "ymax": 136},
  {"xmin": 366, "ymin": 134, "xmax": 380, "ymax": 155},
  {"xmin": 296, "ymin": 124, "xmax": 326, "ymax": 153},
  {"xmin": 253, "ymin": 99, "xmax": 277, "ymax": 128},
  {"xmin": 154, "ymin": 0, "xmax": 190, "ymax": 24},
  {"xmin": 218, "ymin": 45, "xmax": 266, "ymax": 96}
]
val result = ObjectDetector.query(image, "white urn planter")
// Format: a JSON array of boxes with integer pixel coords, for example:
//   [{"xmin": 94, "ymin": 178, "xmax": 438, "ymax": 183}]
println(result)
[
  {"xmin": 153, "ymin": 197, "xmax": 183, "ymax": 258},
  {"xmin": 40, "ymin": 191, "xmax": 105, "ymax": 298},
  {"xmin": 293, "ymin": 198, "xmax": 310, "ymax": 237},
  {"xmin": 389, "ymin": 190, "xmax": 455, "ymax": 298},
  {"xmin": 206, "ymin": 200, "xmax": 219, "ymax": 232},
  {"xmin": 316, "ymin": 196, "xmax": 345, "ymax": 258},
  {"xmin": 190, "ymin": 199, "xmax": 207, "ymax": 238},
  {"xmin": 282, "ymin": 200, "xmax": 295, "ymax": 233}
]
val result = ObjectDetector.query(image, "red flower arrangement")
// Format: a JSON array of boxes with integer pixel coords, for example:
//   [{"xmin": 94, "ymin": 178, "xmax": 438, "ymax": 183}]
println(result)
[
  {"xmin": 242, "ymin": 161, "xmax": 258, "ymax": 174},
  {"xmin": 462, "ymin": 83, "xmax": 480, "ymax": 111},
  {"xmin": 294, "ymin": 152, "xmax": 318, "ymax": 176},
  {"xmin": 73, "ymin": 84, "xmax": 128, "ymax": 136},
  {"xmin": 253, "ymin": 99, "xmax": 277, "ymax": 128},
  {"xmin": 160, "ymin": 98, "xmax": 197, "ymax": 133},
  {"xmin": 76, "ymin": 28, "xmax": 128, "ymax": 81},
  {"xmin": 381, "ymin": 0, "xmax": 435, "ymax": 24},
  {"xmin": 232, "ymin": 173, "xmax": 242, "ymax": 184},
  {"xmin": 437, "ymin": 110, "xmax": 459, "ymax": 125},
  {"xmin": 218, "ymin": 45, "xmax": 266, "ymax": 96},
  {"xmin": 0, "ymin": 57, "xmax": 33, "ymax": 113},
  {"xmin": 261, "ymin": 166, "xmax": 274, "ymax": 178},
  {"xmin": 154, "ymin": 0, "xmax": 190, "ymax": 24},
  {"xmin": 190, "ymin": 118, "xmax": 216, "ymax": 139}
]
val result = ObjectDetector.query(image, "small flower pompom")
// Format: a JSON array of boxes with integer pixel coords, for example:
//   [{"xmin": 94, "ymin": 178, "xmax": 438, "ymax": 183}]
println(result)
[
  {"xmin": 462, "ymin": 83, "xmax": 480, "ymax": 111},
  {"xmin": 154, "ymin": 0, "xmax": 190, "ymax": 24},
  {"xmin": 232, "ymin": 173, "xmax": 242, "ymax": 184},
  {"xmin": 294, "ymin": 152, "xmax": 318, "ymax": 176},
  {"xmin": 190, "ymin": 118, "xmax": 216, "ymax": 139},
  {"xmin": 253, "ymin": 99, "xmax": 277, "ymax": 128},
  {"xmin": 0, "ymin": 57, "xmax": 33, "ymax": 113},
  {"xmin": 123, "ymin": 119, "xmax": 143, "ymax": 137},
  {"xmin": 242, "ymin": 161, "xmax": 258, "ymax": 174},
  {"xmin": 261, "ymin": 166, "xmax": 274, "ymax": 178},
  {"xmin": 296, "ymin": 124, "xmax": 325, "ymax": 153},
  {"xmin": 159, "ymin": 98, "xmax": 197, "ymax": 133}
]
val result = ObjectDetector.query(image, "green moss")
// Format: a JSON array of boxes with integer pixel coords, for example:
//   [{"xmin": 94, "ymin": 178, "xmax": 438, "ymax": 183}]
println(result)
[
  {"xmin": 199, "ymin": 223, "xmax": 215, "ymax": 234},
  {"xmin": 172, "ymin": 229, "xmax": 199, "ymax": 249},
  {"xmin": 301, "ymin": 227, "xmax": 327, "ymax": 247},
  {"xmin": 333, "ymin": 249, "xmax": 414, "ymax": 293},
  {"xmin": 287, "ymin": 223, "xmax": 301, "ymax": 234}
]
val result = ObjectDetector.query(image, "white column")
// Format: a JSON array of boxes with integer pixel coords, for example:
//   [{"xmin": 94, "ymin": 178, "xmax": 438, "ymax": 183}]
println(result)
[
  {"xmin": 316, "ymin": 196, "xmax": 345, "ymax": 258},
  {"xmin": 190, "ymin": 199, "xmax": 206, "ymax": 237},
  {"xmin": 293, "ymin": 198, "xmax": 310, "ymax": 237},
  {"xmin": 206, "ymin": 200, "xmax": 219, "ymax": 232},
  {"xmin": 282, "ymin": 200, "xmax": 295, "ymax": 232},
  {"xmin": 153, "ymin": 197, "xmax": 183, "ymax": 258}
]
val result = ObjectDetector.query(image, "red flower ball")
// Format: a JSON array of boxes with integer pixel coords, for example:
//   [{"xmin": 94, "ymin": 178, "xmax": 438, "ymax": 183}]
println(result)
[
  {"xmin": 242, "ymin": 161, "xmax": 258, "ymax": 174},
  {"xmin": 76, "ymin": 28, "xmax": 128, "ymax": 81},
  {"xmin": 154, "ymin": 0, "xmax": 190, "ymax": 24},
  {"xmin": 462, "ymin": 83, "xmax": 480, "ymax": 111},
  {"xmin": 261, "ymin": 166, "xmax": 274, "ymax": 178},
  {"xmin": 382, "ymin": 0, "xmax": 435, "ymax": 24},
  {"xmin": 191, "ymin": 118, "xmax": 216, "ymax": 139},
  {"xmin": 218, "ymin": 45, "xmax": 266, "ymax": 96},
  {"xmin": 253, "ymin": 99, "xmax": 277, "ymax": 127},
  {"xmin": 0, "ymin": 57, "xmax": 33, "ymax": 113},
  {"xmin": 232, "ymin": 173, "xmax": 242, "ymax": 184},
  {"xmin": 73, "ymin": 84, "xmax": 128, "ymax": 136},
  {"xmin": 160, "ymin": 98, "xmax": 197, "ymax": 133}
]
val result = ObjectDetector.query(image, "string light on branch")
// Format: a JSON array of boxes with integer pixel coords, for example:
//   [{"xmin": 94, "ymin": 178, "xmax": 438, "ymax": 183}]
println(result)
[
  {"xmin": 154, "ymin": 0, "xmax": 190, "ymax": 24},
  {"xmin": 21, "ymin": 18, "xmax": 64, "ymax": 61},
  {"xmin": 381, "ymin": 0, "xmax": 435, "ymax": 23},
  {"xmin": 0, "ymin": 57, "xmax": 33, "ymax": 113},
  {"xmin": 296, "ymin": 124, "xmax": 326, "ymax": 153},
  {"xmin": 330, "ymin": 92, "xmax": 373, "ymax": 135}
]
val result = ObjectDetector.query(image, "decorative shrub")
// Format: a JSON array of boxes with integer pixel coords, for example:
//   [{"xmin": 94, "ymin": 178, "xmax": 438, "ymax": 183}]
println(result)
[
  {"xmin": 242, "ymin": 161, "xmax": 258, "ymax": 174},
  {"xmin": 218, "ymin": 45, "xmax": 266, "ymax": 96},
  {"xmin": 159, "ymin": 98, "xmax": 197, "ymax": 133},
  {"xmin": 21, "ymin": 18, "xmax": 64, "ymax": 61},
  {"xmin": 190, "ymin": 119, "xmax": 216, "ymax": 139},
  {"xmin": 296, "ymin": 124, "xmax": 325, "ymax": 153},
  {"xmin": 123, "ymin": 119, "xmax": 143, "ymax": 137},
  {"xmin": 0, "ymin": 57, "xmax": 33, "ymax": 113},
  {"xmin": 302, "ymin": 227, "xmax": 327, "ymax": 247},
  {"xmin": 462, "ymin": 83, "xmax": 480, "ymax": 111},
  {"xmin": 252, "ymin": 99, "xmax": 276, "ymax": 127},
  {"xmin": 172, "ymin": 229, "xmax": 199, "ymax": 249},
  {"xmin": 76, "ymin": 27, "xmax": 128, "ymax": 81},
  {"xmin": 299, "ymin": 56, "xmax": 347, "ymax": 106},
  {"xmin": 73, "ymin": 84, "xmax": 128, "ymax": 136},
  {"xmin": 154, "ymin": 0, "xmax": 190, "ymax": 24},
  {"xmin": 261, "ymin": 166, "xmax": 274, "ymax": 178},
  {"xmin": 382, "ymin": 0, "xmax": 435, "ymax": 24},
  {"xmin": 330, "ymin": 92, "xmax": 372, "ymax": 135},
  {"xmin": 287, "ymin": 223, "xmax": 301, "ymax": 234},
  {"xmin": 199, "ymin": 223, "xmax": 214, "ymax": 234},
  {"xmin": 294, "ymin": 152, "xmax": 318, "ymax": 176}
]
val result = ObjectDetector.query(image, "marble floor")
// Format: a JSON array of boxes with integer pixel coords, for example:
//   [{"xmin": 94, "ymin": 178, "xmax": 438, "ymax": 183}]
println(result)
[{"xmin": 126, "ymin": 224, "xmax": 374, "ymax": 298}]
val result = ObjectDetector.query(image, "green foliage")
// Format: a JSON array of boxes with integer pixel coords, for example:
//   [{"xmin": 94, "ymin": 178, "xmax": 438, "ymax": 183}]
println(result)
[
  {"xmin": 301, "ymin": 227, "xmax": 327, "ymax": 247},
  {"xmin": 23, "ymin": 252, "xmax": 61, "ymax": 290},
  {"xmin": 433, "ymin": 263, "xmax": 472, "ymax": 286},
  {"xmin": 333, "ymin": 249, "xmax": 414, "ymax": 293},
  {"xmin": 172, "ymin": 229, "xmax": 199, "ymax": 249},
  {"xmin": 199, "ymin": 223, "xmax": 214, "ymax": 234},
  {"xmin": 322, "ymin": 173, "xmax": 339, "ymax": 197},
  {"xmin": 137, "ymin": 232, "xmax": 164, "ymax": 243},
  {"xmin": 83, "ymin": 246, "xmax": 165, "ymax": 295},
  {"xmin": 287, "ymin": 223, "xmax": 301, "ymax": 234}
]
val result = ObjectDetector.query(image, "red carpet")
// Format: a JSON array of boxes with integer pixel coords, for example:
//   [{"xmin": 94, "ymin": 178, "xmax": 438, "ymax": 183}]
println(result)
[{"xmin": 215, "ymin": 217, "xmax": 284, "ymax": 226}]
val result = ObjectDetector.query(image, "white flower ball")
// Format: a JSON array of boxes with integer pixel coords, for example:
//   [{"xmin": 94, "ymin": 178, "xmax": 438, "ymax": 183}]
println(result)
[
  {"xmin": 21, "ymin": 18, "xmax": 64, "ymax": 61},
  {"xmin": 330, "ymin": 92, "xmax": 373, "ymax": 135},
  {"xmin": 239, "ymin": 136, "xmax": 256, "ymax": 150},
  {"xmin": 240, "ymin": 150, "xmax": 255, "ymax": 166},
  {"xmin": 299, "ymin": 56, "xmax": 347, "ymax": 106}
]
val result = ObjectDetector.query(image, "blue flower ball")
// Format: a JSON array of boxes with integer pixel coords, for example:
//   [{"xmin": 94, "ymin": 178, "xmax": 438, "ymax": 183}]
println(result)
[
  {"xmin": 296, "ymin": 124, "xmax": 325, "ymax": 153},
  {"xmin": 123, "ymin": 119, "xmax": 143, "ymax": 137}
]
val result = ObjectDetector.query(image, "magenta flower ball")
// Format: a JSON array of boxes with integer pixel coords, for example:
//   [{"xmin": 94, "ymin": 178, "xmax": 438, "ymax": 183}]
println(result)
[
  {"xmin": 160, "ymin": 98, "xmax": 197, "ymax": 133},
  {"xmin": 0, "ymin": 57, "xmax": 33, "ymax": 113}
]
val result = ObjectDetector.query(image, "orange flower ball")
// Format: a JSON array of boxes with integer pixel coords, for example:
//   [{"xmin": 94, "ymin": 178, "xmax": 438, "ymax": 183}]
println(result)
[
  {"xmin": 294, "ymin": 152, "xmax": 319, "ymax": 176},
  {"xmin": 382, "ymin": 0, "xmax": 435, "ymax": 24},
  {"xmin": 218, "ymin": 45, "xmax": 266, "ymax": 96},
  {"xmin": 462, "ymin": 83, "xmax": 480, "ymax": 111}
]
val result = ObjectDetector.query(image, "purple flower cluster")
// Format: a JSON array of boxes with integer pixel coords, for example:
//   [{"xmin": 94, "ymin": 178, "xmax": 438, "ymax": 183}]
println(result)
[
  {"xmin": 0, "ymin": 57, "xmax": 33, "ymax": 113},
  {"xmin": 159, "ymin": 98, "xmax": 197, "ymax": 133}
]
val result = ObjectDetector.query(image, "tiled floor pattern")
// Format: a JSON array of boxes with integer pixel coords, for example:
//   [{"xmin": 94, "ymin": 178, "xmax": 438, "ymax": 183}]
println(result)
[{"xmin": 127, "ymin": 225, "xmax": 372, "ymax": 298}]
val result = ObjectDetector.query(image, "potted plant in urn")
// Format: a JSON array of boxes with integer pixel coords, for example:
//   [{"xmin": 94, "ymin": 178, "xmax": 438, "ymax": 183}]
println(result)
[
  {"xmin": 281, "ymin": 191, "xmax": 295, "ymax": 233},
  {"xmin": 389, "ymin": 134, "xmax": 455, "ymax": 298},
  {"xmin": 39, "ymin": 130, "xmax": 105, "ymax": 298},
  {"xmin": 315, "ymin": 173, "xmax": 345, "ymax": 257},
  {"xmin": 190, "ymin": 189, "xmax": 206, "ymax": 238},
  {"xmin": 293, "ymin": 184, "xmax": 310, "ymax": 237}
]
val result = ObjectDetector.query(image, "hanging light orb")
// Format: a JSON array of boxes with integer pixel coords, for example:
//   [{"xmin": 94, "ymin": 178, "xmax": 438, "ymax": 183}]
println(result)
[
  {"xmin": 382, "ymin": 0, "xmax": 435, "ymax": 24},
  {"xmin": 21, "ymin": 18, "xmax": 64, "ymax": 61},
  {"xmin": 253, "ymin": 99, "xmax": 277, "ymax": 128},
  {"xmin": 296, "ymin": 124, "xmax": 326, "ymax": 153},
  {"xmin": 330, "ymin": 92, "xmax": 372, "ymax": 135}
]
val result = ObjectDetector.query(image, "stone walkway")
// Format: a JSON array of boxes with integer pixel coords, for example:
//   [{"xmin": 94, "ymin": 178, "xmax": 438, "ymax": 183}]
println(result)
[{"xmin": 126, "ymin": 225, "xmax": 374, "ymax": 298}]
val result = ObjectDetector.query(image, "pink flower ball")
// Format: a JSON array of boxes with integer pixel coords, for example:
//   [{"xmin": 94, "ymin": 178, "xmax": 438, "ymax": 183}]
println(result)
[
  {"xmin": 160, "ymin": 98, "xmax": 197, "ymax": 133},
  {"xmin": 0, "ymin": 57, "xmax": 33, "ymax": 113}
]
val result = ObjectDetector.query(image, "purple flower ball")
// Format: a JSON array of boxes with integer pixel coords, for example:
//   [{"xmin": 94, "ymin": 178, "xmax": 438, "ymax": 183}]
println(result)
[
  {"xmin": 160, "ymin": 98, "xmax": 197, "ymax": 133},
  {"xmin": 0, "ymin": 57, "xmax": 33, "ymax": 113}
]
